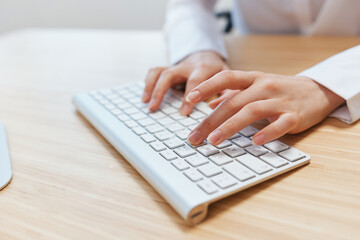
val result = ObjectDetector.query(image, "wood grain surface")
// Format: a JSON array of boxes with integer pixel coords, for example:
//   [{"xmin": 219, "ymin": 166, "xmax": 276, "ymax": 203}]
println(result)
[{"xmin": 0, "ymin": 30, "xmax": 359, "ymax": 240}]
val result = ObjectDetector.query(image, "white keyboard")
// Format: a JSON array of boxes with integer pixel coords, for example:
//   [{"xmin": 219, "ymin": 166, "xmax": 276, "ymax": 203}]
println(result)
[{"xmin": 73, "ymin": 82, "xmax": 310, "ymax": 225}]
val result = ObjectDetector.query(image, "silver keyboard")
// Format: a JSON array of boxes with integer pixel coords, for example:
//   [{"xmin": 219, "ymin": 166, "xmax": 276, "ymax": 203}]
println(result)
[{"xmin": 73, "ymin": 82, "xmax": 310, "ymax": 225}]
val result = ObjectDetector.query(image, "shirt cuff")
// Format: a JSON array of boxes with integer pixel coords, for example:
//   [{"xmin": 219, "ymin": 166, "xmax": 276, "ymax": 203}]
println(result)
[{"xmin": 297, "ymin": 45, "xmax": 360, "ymax": 124}]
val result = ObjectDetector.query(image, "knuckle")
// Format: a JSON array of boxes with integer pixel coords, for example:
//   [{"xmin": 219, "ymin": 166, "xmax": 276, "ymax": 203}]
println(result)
[
  {"xmin": 250, "ymin": 71, "xmax": 265, "ymax": 78},
  {"xmin": 196, "ymin": 62, "xmax": 212, "ymax": 69},
  {"xmin": 243, "ymin": 102, "xmax": 262, "ymax": 116},
  {"xmin": 261, "ymin": 78, "xmax": 278, "ymax": 91},
  {"xmin": 221, "ymin": 98, "xmax": 237, "ymax": 113},
  {"xmin": 286, "ymin": 113, "xmax": 299, "ymax": 128},
  {"xmin": 219, "ymin": 70, "xmax": 233, "ymax": 78},
  {"xmin": 161, "ymin": 69, "xmax": 174, "ymax": 79}
]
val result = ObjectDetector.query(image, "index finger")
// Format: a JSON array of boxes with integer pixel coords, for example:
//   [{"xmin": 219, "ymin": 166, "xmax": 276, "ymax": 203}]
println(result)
[{"xmin": 185, "ymin": 70, "xmax": 259, "ymax": 104}]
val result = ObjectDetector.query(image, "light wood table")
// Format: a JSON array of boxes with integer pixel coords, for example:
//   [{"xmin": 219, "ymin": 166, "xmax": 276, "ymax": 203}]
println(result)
[{"xmin": 0, "ymin": 30, "xmax": 359, "ymax": 240}]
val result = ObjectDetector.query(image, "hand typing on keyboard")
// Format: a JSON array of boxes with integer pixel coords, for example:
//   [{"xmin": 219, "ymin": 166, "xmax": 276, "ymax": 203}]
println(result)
[
  {"xmin": 141, "ymin": 51, "xmax": 231, "ymax": 116},
  {"xmin": 185, "ymin": 71, "xmax": 345, "ymax": 146}
]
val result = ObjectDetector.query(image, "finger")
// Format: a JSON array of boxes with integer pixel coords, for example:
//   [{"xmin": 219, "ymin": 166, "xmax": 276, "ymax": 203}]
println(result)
[
  {"xmin": 142, "ymin": 67, "xmax": 166, "ymax": 103},
  {"xmin": 180, "ymin": 69, "xmax": 215, "ymax": 116},
  {"xmin": 208, "ymin": 89, "xmax": 240, "ymax": 109},
  {"xmin": 252, "ymin": 113, "xmax": 298, "ymax": 145},
  {"xmin": 185, "ymin": 70, "xmax": 259, "ymax": 104},
  {"xmin": 206, "ymin": 99, "xmax": 282, "ymax": 145},
  {"xmin": 149, "ymin": 68, "xmax": 185, "ymax": 111},
  {"xmin": 187, "ymin": 86, "xmax": 262, "ymax": 145}
]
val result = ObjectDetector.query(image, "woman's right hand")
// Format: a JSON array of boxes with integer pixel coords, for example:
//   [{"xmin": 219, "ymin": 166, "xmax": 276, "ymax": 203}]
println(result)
[{"xmin": 142, "ymin": 51, "xmax": 229, "ymax": 116}]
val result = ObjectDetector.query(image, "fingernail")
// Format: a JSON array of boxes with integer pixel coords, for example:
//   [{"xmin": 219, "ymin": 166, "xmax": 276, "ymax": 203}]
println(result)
[
  {"xmin": 208, "ymin": 129, "xmax": 222, "ymax": 145},
  {"xmin": 180, "ymin": 103, "xmax": 191, "ymax": 116},
  {"xmin": 186, "ymin": 90, "xmax": 201, "ymax": 103},
  {"xmin": 187, "ymin": 130, "xmax": 202, "ymax": 145},
  {"xmin": 142, "ymin": 92, "xmax": 150, "ymax": 102},
  {"xmin": 149, "ymin": 98, "xmax": 157, "ymax": 110},
  {"xmin": 252, "ymin": 133, "xmax": 265, "ymax": 145}
]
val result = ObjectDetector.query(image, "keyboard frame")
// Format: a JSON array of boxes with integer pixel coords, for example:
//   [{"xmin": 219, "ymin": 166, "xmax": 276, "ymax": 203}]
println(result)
[{"xmin": 73, "ymin": 82, "xmax": 311, "ymax": 225}]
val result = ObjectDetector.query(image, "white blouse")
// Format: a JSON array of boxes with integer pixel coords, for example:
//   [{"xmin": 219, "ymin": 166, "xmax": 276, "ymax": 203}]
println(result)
[{"xmin": 165, "ymin": 0, "xmax": 360, "ymax": 124}]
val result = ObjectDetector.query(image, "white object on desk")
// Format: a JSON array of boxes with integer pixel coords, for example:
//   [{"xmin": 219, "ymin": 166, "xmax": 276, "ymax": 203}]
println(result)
[{"xmin": 0, "ymin": 122, "xmax": 12, "ymax": 190}]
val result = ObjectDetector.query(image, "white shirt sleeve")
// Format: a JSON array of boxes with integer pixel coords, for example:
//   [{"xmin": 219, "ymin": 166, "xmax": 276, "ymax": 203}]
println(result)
[
  {"xmin": 298, "ymin": 45, "xmax": 360, "ymax": 124},
  {"xmin": 164, "ymin": 0, "xmax": 228, "ymax": 65}
]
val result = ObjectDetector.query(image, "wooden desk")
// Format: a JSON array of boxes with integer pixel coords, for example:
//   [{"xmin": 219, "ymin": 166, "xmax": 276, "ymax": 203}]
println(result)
[{"xmin": 0, "ymin": 30, "xmax": 359, "ymax": 239}]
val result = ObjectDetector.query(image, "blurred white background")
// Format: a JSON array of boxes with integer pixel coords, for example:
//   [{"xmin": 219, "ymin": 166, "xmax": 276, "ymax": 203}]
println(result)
[{"xmin": 0, "ymin": 0, "xmax": 231, "ymax": 34}]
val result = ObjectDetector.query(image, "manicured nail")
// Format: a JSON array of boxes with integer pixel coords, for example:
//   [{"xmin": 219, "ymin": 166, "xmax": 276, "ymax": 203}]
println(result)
[
  {"xmin": 208, "ymin": 129, "xmax": 222, "ymax": 145},
  {"xmin": 142, "ymin": 91, "xmax": 150, "ymax": 102},
  {"xmin": 180, "ymin": 103, "xmax": 191, "ymax": 116},
  {"xmin": 186, "ymin": 90, "xmax": 201, "ymax": 103},
  {"xmin": 188, "ymin": 130, "xmax": 202, "ymax": 145},
  {"xmin": 149, "ymin": 98, "xmax": 157, "ymax": 110},
  {"xmin": 252, "ymin": 133, "xmax": 265, "ymax": 145}
]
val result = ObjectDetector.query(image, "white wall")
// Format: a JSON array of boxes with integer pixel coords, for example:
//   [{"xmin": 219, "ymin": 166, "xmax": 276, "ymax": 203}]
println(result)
[
  {"xmin": 0, "ymin": 0, "xmax": 231, "ymax": 34},
  {"xmin": 0, "ymin": 0, "xmax": 167, "ymax": 33}
]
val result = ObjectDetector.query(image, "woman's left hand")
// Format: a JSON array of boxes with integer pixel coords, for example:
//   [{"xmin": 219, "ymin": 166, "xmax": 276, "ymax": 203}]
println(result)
[{"xmin": 185, "ymin": 70, "xmax": 345, "ymax": 146}]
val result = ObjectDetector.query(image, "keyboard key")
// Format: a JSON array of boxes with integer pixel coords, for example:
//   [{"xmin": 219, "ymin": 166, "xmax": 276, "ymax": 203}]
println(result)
[
  {"xmin": 174, "ymin": 145, "xmax": 196, "ymax": 158},
  {"xmin": 161, "ymin": 106, "xmax": 177, "ymax": 115},
  {"xmin": 160, "ymin": 150, "xmax": 178, "ymax": 161},
  {"xmin": 132, "ymin": 126, "xmax": 146, "ymax": 135},
  {"xmin": 148, "ymin": 111, "xmax": 166, "ymax": 119},
  {"xmin": 171, "ymin": 159, "xmax": 190, "ymax": 171},
  {"xmin": 175, "ymin": 129, "xmax": 191, "ymax": 140},
  {"xmin": 222, "ymin": 146, "xmax": 246, "ymax": 158},
  {"xmin": 145, "ymin": 124, "xmax": 164, "ymax": 133},
  {"xmin": 185, "ymin": 154, "xmax": 209, "ymax": 167},
  {"xmin": 215, "ymin": 140, "xmax": 232, "ymax": 149},
  {"xmin": 104, "ymin": 103, "xmax": 116, "ymax": 110},
  {"xmin": 237, "ymin": 154, "xmax": 272, "ymax": 174},
  {"xmin": 150, "ymin": 141, "xmax": 166, "ymax": 152},
  {"xmin": 179, "ymin": 118, "xmax": 198, "ymax": 127},
  {"xmin": 111, "ymin": 98, "xmax": 125, "ymax": 104},
  {"xmin": 223, "ymin": 162, "xmax": 255, "ymax": 181},
  {"xmin": 117, "ymin": 114, "xmax": 130, "ymax": 122},
  {"xmin": 209, "ymin": 152, "xmax": 233, "ymax": 166},
  {"xmin": 232, "ymin": 136, "xmax": 252, "ymax": 148},
  {"xmin": 194, "ymin": 102, "xmax": 212, "ymax": 115},
  {"xmin": 138, "ymin": 117, "xmax": 156, "ymax": 127},
  {"xmin": 128, "ymin": 98, "xmax": 141, "ymax": 104},
  {"xmin": 197, "ymin": 144, "xmax": 220, "ymax": 157},
  {"xmin": 189, "ymin": 110, "xmax": 205, "ymax": 120},
  {"xmin": 279, "ymin": 148, "xmax": 306, "ymax": 162},
  {"xmin": 264, "ymin": 140, "xmax": 289, "ymax": 153},
  {"xmin": 141, "ymin": 134, "xmax": 156, "ymax": 143},
  {"xmin": 164, "ymin": 137, "xmax": 185, "ymax": 149},
  {"xmin": 260, "ymin": 152, "xmax": 288, "ymax": 168},
  {"xmin": 110, "ymin": 109, "xmax": 122, "ymax": 115},
  {"xmin": 130, "ymin": 112, "xmax": 147, "ymax": 121},
  {"xmin": 123, "ymin": 107, "xmax": 139, "ymax": 115},
  {"xmin": 212, "ymin": 173, "xmax": 238, "ymax": 189},
  {"xmin": 187, "ymin": 124, "xmax": 197, "ymax": 131},
  {"xmin": 245, "ymin": 145, "xmax": 269, "ymax": 157},
  {"xmin": 228, "ymin": 132, "xmax": 241, "ymax": 139},
  {"xmin": 154, "ymin": 130, "xmax": 173, "ymax": 141},
  {"xmin": 169, "ymin": 112, "xmax": 186, "ymax": 120},
  {"xmin": 239, "ymin": 126, "xmax": 258, "ymax": 137},
  {"xmin": 167, "ymin": 123, "xmax": 185, "ymax": 132},
  {"xmin": 198, "ymin": 181, "xmax": 218, "ymax": 194},
  {"xmin": 157, "ymin": 117, "xmax": 175, "ymax": 126},
  {"xmin": 198, "ymin": 163, "xmax": 222, "ymax": 177},
  {"xmin": 124, "ymin": 120, "xmax": 139, "ymax": 128},
  {"xmin": 117, "ymin": 102, "xmax": 132, "ymax": 109},
  {"xmin": 184, "ymin": 169, "xmax": 203, "ymax": 182}
]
